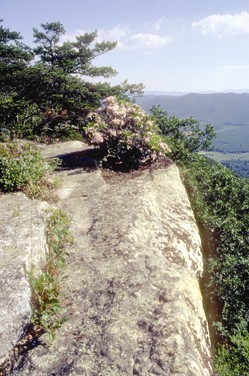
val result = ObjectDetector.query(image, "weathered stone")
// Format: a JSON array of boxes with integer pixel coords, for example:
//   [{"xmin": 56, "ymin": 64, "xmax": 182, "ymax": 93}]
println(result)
[
  {"xmin": 9, "ymin": 142, "xmax": 213, "ymax": 375},
  {"xmin": 39, "ymin": 140, "xmax": 89, "ymax": 159},
  {"xmin": 0, "ymin": 193, "xmax": 48, "ymax": 360}
]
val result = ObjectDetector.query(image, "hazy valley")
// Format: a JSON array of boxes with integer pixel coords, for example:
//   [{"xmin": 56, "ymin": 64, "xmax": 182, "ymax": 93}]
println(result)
[{"xmin": 137, "ymin": 92, "xmax": 249, "ymax": 177}]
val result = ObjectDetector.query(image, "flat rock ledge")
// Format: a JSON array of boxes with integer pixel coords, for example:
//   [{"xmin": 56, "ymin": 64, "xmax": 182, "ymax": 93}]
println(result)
[
  {"xmin": 0, "ymin": 142, "xmax": 214, "ymax": 375},
  {"xmin": 0, "ymin": 193, "xmax": 48, "ymax": 360}
]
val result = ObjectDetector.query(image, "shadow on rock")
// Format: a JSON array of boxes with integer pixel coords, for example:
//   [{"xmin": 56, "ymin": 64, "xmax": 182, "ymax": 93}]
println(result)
[{"xmin": 54, "ymin": 148, "xmax": 105, "ymax": 171}]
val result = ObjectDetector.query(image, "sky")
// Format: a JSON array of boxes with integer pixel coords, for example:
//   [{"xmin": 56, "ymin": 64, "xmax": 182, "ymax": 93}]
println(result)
[{"xmin": 2, "ymin": 0, "xmax": 249, "ymax": 93}]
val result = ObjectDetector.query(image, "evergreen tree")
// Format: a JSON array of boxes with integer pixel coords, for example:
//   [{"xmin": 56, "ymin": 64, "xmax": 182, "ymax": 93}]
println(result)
[
  {"xmin": 0, "ymin": 20, "xmax": 33, "ymax": 137},
  {"xmin": 0, "ymin": 20, "xmax": 143, "ymax": 139},
  {"xmin": 33, "ymin": 22, "xmax": 117, "ymax": 77}
]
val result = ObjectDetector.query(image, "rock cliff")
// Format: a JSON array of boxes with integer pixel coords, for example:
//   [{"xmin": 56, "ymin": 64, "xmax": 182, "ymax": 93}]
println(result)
[{"xmin": 0, "ymin": 141, "xmax": 214, "ymax": 375}]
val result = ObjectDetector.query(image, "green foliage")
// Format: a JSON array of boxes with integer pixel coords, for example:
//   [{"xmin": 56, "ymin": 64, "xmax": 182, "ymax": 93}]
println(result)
[
  {"xmin": 28, "ymin": 23, "xmax": 143, "ymax": 137},
  {"xmin": 181, "ymin": 154, "xmax": 249, "ymax": 373},
  {"xmin": 30, "ymin": 209, "xmax": 72, "ymax": 337},
  {"xmin": 0, "ymin": 20, "xmax": 144, "ymax": 139},
  {"xmin": 222, "ymin": 159, "xmax": 249, "ymax": 178},
  {"xmin": 150, "ymin": 105, "xmax": 216, "ymax": 161},
  {"xmin": 214, "ymin": 332, "xmax": 249, "ymax": 375},
  {"xmin": 213, "ymin": 124, "xmax": 249, "ymax": 153},
  {"xmin": 97, "ymin": 79, "xmax": 144, "ymax": 100},
  {"xmin": 137, "ymin": 92, "xmax": 249, "ymax": 154},
  {"xmin": 84, "ymin": 96, "xmax": 167, "ymax": 169},
  {"xmin": 0, "ymin": 20, "xmax": 33, "ymax": 136},
  {"xmin": 33, "ymin": 22, "xmax": 117, "ymax": 77},
  {"xmin": 46, "ymin": 209, "xmax": 72, "ymax": 264},
  {"xmin": 29, "ymin": 270, "xmax": 64, "ymax": 336},
  {"xmin": 0, "ymin": 141, "xmax": 56, "ymax": 192},
  {"xmin": 155, "ymin": 106, "xmax": 249, "ymax": 372},
  {"xmin": 0, "ymin": 19, "xmax": 33, "ymax": 87}
]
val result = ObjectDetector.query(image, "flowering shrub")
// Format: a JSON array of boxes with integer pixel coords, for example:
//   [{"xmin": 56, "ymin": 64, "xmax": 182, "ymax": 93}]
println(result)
[{"xmin": 84, "ymin": 96, "xmax": 170, "ymax": 169}]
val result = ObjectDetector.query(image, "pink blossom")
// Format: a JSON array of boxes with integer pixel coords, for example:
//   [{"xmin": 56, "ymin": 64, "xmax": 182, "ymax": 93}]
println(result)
[
  {"xmin": 110, "ymin": 119, "xmax": 122, "ymax": 127},
  {"xmin": 107, "ymin": 129, "xmax": 117, "ymax": 137},
  {"xmin": 91, "ymin": 132, "xmax": 104, "ymax": 145},
  {"xmin": 159, "ymin": 142, "xmax": 172, "ymax": 153}
]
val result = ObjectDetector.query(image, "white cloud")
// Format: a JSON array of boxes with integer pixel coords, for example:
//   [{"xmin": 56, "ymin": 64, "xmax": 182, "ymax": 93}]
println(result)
[
  {"xmin": 97, "ymin": 25, "xmax": 131, "ymax": 42},
  {"xmin": 128, "ymin": 33, "xmax": 173, "ymax": 50},
  {"xmin": 59, "ymin": 25, "xmax": 173, "ymax": 53},
  {"xmin": 98, "ymin": 27, "xmax": 173, "ymax": 52},
  {"xmin": 192, "ymin": 11, "xmax": 249, "ymax": 37},
  {"xmin": 60, "ymin": 25, "xmax": 130, "ymax": 44}
]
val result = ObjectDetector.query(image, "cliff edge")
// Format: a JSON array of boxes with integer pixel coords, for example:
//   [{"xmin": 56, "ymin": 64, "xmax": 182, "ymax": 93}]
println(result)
[{"xmin": 0, "ymin": 141, "xmax": 214, "ymax": 375}]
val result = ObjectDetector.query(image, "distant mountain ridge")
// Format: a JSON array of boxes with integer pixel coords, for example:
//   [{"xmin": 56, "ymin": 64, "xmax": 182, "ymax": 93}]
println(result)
[
  {"xmin": 144, "ymin": 90, "xmax": 249, "ymax": 95},
  {"xmin": 136, "ymin": 92, "xmax": 249, "ymax": 153},
  {"xmin": 137, "ymin": 92, "xmax": 249, "ymax": 128}
]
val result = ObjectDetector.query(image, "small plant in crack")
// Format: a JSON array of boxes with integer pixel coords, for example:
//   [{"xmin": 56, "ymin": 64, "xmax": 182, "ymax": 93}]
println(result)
[{"xmin": 29, "ymin": 208, "xmax": 72, "ymax": 338}]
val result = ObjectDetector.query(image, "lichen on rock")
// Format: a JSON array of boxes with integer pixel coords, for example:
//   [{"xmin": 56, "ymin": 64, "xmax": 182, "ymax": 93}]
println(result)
[
  {"xmin": 0, "ymin": 142, "xmax": 214, "ymax": 375},
  {"xmin": 0, "ymin": 193, "xmax": 48, "ymax": 366}
]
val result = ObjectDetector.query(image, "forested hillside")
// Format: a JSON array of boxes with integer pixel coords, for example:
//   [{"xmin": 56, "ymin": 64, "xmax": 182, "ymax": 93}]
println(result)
[
  {"xmin": 136, "ymin": 93, "xmax": 249, "ymax": 154},
  {"xmin": 137, "ymin": 92, "xmax": 249, "ymax": 127}
]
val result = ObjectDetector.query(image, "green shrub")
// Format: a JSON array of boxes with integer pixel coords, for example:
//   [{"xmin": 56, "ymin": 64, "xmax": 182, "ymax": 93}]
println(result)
[
  {"xmin": 181, "ymin": 154, "xmax": 249, "ymax": 373},
  {"xmin": 84, "ymin": 96, "xmax": 170, "ymax": 170},
  {"xmin": 148, "ymin": 106, "xmax": 249, "ymax": 373},
  {"xmin": 150, "ymin": 105, "xmax": 215, "ymax": 161},
  {"xmin": 30, "ymin": 209, "xmax": 72, "ymax": 337},
  {"xmin": 0, "ymin": 141, "xmax": 56, "ymax": 192},
  {"xmin": 214, "ymin": 332, "xmax": 249, "ymax": 375}
]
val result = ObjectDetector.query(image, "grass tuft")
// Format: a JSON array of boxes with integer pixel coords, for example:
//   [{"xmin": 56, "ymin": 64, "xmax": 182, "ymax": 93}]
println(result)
[{"xmin": 29, "ymin": 208, "xmax": 72, "ymax": 338}]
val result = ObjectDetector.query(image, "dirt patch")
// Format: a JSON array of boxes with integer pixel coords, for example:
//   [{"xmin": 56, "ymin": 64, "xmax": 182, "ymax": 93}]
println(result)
[{"xmin": 101, "ymin": 156, "xmax": 173, "ymax": 183}]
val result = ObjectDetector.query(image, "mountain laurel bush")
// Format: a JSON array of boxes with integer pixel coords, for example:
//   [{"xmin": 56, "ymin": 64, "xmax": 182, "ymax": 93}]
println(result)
[{"xmin": 84, "ymin": 96, "xmax": 170, "ymax": 169}]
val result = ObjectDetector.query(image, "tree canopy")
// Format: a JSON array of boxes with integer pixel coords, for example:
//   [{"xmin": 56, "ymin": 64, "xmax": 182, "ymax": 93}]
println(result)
[
  {"xmin": 32, "ymin": 22, "xmax": 118, "ymax": 77},
  {"xmin": 150, "ymin": 105, "xmax": 215, "ymax": 161},
  {"xmin": 0, "ymin": 20, "xmax": 143, "ymax": 140}
]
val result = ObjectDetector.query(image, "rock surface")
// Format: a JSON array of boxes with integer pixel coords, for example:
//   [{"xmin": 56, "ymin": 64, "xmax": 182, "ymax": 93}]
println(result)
[
  {"xmin": 0, "ymin": 193, "xmax": 48, "ymax": 359},
  {"xmin": 1, "ymin": 142, "xmax": 214, "ymax": 375}
]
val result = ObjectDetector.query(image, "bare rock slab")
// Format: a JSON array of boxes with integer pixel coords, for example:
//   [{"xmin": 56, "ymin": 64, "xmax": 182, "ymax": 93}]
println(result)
[
  {"xmin": 0, "ymin": 193, "xmax": 48, "ymax": 360},
  {"xmin": 16, "ymin": 157, "xmax": 214, "ymax": 375}
]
